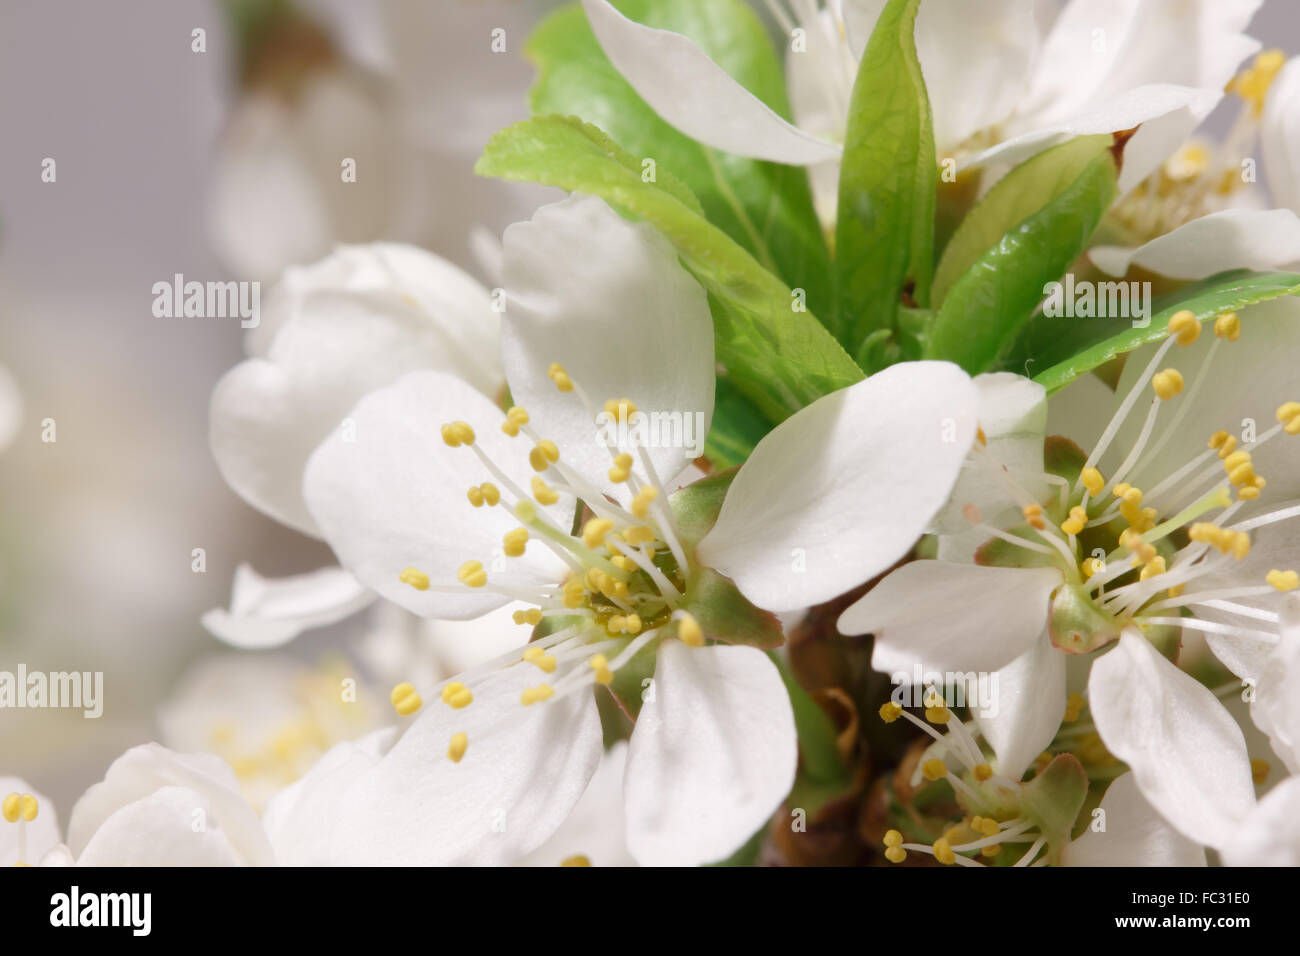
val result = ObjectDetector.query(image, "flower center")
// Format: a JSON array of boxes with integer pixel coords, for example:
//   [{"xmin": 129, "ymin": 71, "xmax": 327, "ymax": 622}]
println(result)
[
  {"xmin": 391, "ymin": 364, "xmax": 703, "ymax": 763},
  {"xmin": 971, "ymin": 308, "xmax": 1300, "ymax": 655},
  {"xmin": 1106, "ymin": 49, "xmax": 1287, "ymax": 246}
]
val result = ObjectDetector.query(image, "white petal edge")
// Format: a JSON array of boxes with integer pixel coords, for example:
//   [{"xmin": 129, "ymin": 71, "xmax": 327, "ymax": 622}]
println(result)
[
  {"xmin": 623, "ymin": 641, "xmax": 796, "ymax": 866},
  {"xmin": 1063, "ymin": 772, "xmax": 1207, "ymax": 867},
  {"xmin": 844, "ymin": 561, "xmax": 1061, "ymax": 674},
  {"xmin": 974, "ymin": 631, "xmax": 1067, "ymax": 782},
  {"xmin": 1088, "ymin": 629, "xmax": 1256, "ymax": 848},
  {"xmin": 699, "ymin": 361, "xmax": 979, "ymax": 613},
  {"xmin": 201, "ymin": 563, "xmax": 375, "ymax": 649},
  {"xmin": 1090, "ymin": 208, "xmax": 1300, "ymax": 279},
  {"xmin": 580, "ymin": 0, "xmax": 840, "ymax": 164}
]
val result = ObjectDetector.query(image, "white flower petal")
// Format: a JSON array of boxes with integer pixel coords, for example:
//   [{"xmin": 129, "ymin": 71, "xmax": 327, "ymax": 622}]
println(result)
[
  {"xmin": 931, "ymin": 371, "xmax": 1048, "ymax": 535},
  {"xmin": 698, "ymin": 362, "xmax": 979, "ymax": 612},
  {"xmin": 1063, "ymin": 772, "xmax": 1207, "ymax": 866},
  {"xmin": 517, "ymin": 740, "xmax": 634, "ymax": 867},
  {"xmin": 1221, "ymin": 774, "xmax": 1300, "ymax": 866},
  {"xmin": 1088, "ymin": 629, "xmax": 1255, "ymax": 848},
  {"xmin": 303, "ymin": 370, "xmax": 570, "ymax": 619},
  {"xmin": 965, "ymin": 83, "xmax": 1220, "ymax": 190},
  {"xmin": 201, "ymin": 563, "xmax": 375, "ymax": 649},
  {"xmin": 211, "ymin": 281, "xmax": 494, "ymax": 537},
  {"xmin": 1017, "ymin": 0, "xmax": 1259, "ymax": 132},
  {"xmin": 579, "ymin": 0, "xmax": 840, "ymax": 164},
  {"xmin": 1262, "ymin": 56, "xmax": 1300, "ymax": 215},
  {"xmin": 0, "ymin": 363, "xmax": 22, "ymax": 454},
  {"xmin": 1250, "ymin": 594, "xmax": 1300, "ymax": 774},
  {"xmin": 500, "ymin": 195, "xmax": 714, "ymax": 496},
  {"xmin": 0, "ymin": 777, "xmax": 60, "ymax": 868},
  {"xmin": 623, "ymin": 641, "xmax": 795, "ymax": 866},
  {"xmin": 844, "ymin": 561, "xmax": 1060, "ymax": 674},
  {"xmin": 265, "ymin": 668, "xmax": 603, "ymax": 865},
  {"xmin": 974, "ymin": 631, "xmax": 1066, "ymax": 782},
  {"xmin": 1090, "ymin": 209, "xmax": 1300, "ymax": 279},
  {"xmin": 66, "ymin": 744, "xmax": 273, "ymax": 866}
]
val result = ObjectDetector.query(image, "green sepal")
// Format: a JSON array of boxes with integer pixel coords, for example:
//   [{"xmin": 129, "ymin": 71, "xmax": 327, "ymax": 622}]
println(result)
[
  {"xmin": 1019, "ymin": 753, "xmax": 1089, "ymax": 863},
  {"xmin": 681, "ymin": 567, "xmax": 784, "ymax": 649}
]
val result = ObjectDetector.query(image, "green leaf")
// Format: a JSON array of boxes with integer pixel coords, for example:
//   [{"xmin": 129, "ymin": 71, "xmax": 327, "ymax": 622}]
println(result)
[
  {"xmin": 528, "ymin": 0, "xmax": 833, "ymax": 314},
  {"xmin": 704, "ymin": 378, "xmax": 769, "ymax": 469},
  {"xmin": 476, "ymin": 115, "xmax": 863, "ymax": 422},
  {"xmin": 1022, "ymin": 270, "xmax": 1300, "ymax": 394},
  {"xmin": 932, "ymin": 135, "xmax": 1114, "ymax": 304},
  {"xmin": 669, "ymin": 468, "xmax": 736, "ymax": 553},
  {"xmin": 923, "ymin": 145, "xmax": 1119, "ymax": 374},
  {"xmin": 834, "ymin": 0, "xmax": 935, "ymax": 365}
]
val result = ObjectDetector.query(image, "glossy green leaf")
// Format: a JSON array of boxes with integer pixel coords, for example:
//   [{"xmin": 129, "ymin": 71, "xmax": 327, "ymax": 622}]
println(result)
[
  {"xmin": 528, "ymin": 0, "xmax": 833, "ymax": 314},
  {"xmin": 923, "ymin": 147, "xmax": 1118, "ymax": 374},
  {"xmin": 476, "ymin": 115, "xmax": 863, "ymax": 422},
  {"xmin": 1023, "ymin": 270, "xmax": 1300, "ymax": 393},
  {"xmin": 704, "ymin": 379, "xmax": 767, "ymax": 469},
  {"xmin": 834, "ymin": 0, "xmax": 935, "ymax": 365},
  {"xmin": 932, "ymin": 135, "xmax": 1114, "ymax": 304}
]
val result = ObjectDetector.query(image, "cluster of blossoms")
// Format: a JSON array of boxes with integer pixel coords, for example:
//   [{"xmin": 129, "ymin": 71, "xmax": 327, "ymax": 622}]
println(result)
[{"xmin": 10, "ymin": 0, "xmax": 1300, "ymax": 869}]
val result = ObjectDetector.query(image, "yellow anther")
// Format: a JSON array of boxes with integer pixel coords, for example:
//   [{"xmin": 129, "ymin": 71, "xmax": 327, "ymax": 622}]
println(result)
[
  {"xmin": 1064, "ymin": 691, "xmax": 1086, "ymax": 723},
  {"xmin": 529, "ymin": 440, "xmax": 560, "ymax": 472},
  {"xmin": 501, "ymin": 406, "xmax": 530, "ymax": 437},
  {"xmin": 467, "ymin": 485, "xmax": 485, "ymax": 507},
  {"xmin": 560, "ymin": 855, "xmax": 592, "ymax": 867},
  {"xmin": 631, "ymin": 486, "xmax": 658, "ymax": 520},
  {"xmin": 1252, "ymin": 758, "xmax": 1272, "ymax": 785},
  {"xmin": 1152, "ymin": 368, "xmax": 1184, "ymax": 400},
  {"xmin": 674, "ymin": 612, "xmax": 703, "ymax": 647},
  {"xmin": 981, "ymin": 844, "xmax": 1001, "ymax": 859},
  {"xmin": 1267, "ymin": 569, "xmax": 1299, "ymax": 592},
  {"xmin": 480, "ymin": 483, "xmax": 500, "ymax": 506},
  {"xmin": 921, "ymin": 758, "xmax": 948, "ymax": 782},
  {"xmin": 925, "ymin": 705, "xmax": 951, "ymax": 724},
  {"xmin": 2, "ymin": 793, "xmax": 20, "ymax": 823},
  {"xmin": 1277, "ymin": 401, "xmax": 1300, "ymax": 435},
  {"xmin": 1215, "ymin": 311, "xmax": 1242, "ymax": 341},
  {"xmin": 883, "ymin": 829, "xmax": 903, "ymax": 849},
  {"xmin": 447, "ymin": 732, "xmax": 468, "ymax": 763},
  {"xmin": 976, "ymin": 426, "xmax": 987, "ymax": 446},
  {"xmin": 562, "ymin": 578, "xmax": 586, "ymax": 608},
  {"xmin": 513, "ymin": 608, "xmax": 543, "ymax": 627},
  {"xmin": 440, "ymin": 421, "xmax": 475, "ymax": 447},
  {"xmin": 884, "ymin": 845, "xmax": 907, "ymax": 863},
  {"xmin": 979, "ymin": 817, "xmax": 1000, "ymax": 837},
  {"xmin": 603, "ymin": 398, "xmax": 638, "ymax": 420},
  {"xmin": 607, "ymin": 613, "xmax": 643, "ymax": 635},
  {"xmin": 399, "ymin": 567, "xmax": 430, "ymax": 591},
  {"xmin": 1080, "ymin": 556, "xmax": 1104, "ymax": 579},
  {"xmin": 547, "ymin": 363, "xmax": 573, "ymax": 392},
  {"xmin": 608, "ymin": 452, "xmax": 635, "ymax": 485},
  {"xmin": 1081, "ymin": 466, "xmax": 1104, "ymax": 497},
  {"xmin": 531, "ymin": 476, "xmax": 559, "ymax": 506},
  {"xmin": 440, "ymin": 681, "xmax": 474, "ymax": 710},
  {"xmin": 520, "ymin": 684, "xmax": 556, "ymax": 706},
  {"xmin": 457, "ymin": 560, "xmax": 487, "ymax": 589},
  {"xmin": 1113, "ymin": 482, "xmax": 1131, "ymax": 497},
  {"xmin": 610, "ymin": 555, "xmax": 634, "ymax": 572},
  {"xmin": 1167, "ymin": 583, "xmax": 1186, "ymax": 598},
  {"xmin": 1167, "ymin": 309, "xmax": 1200, "ymax": 346},
  {"xmin": 1119, "ymin": 486, "xmax": 1146, "ymax": 526},
  {"xmin": 1022, "ymin": 503, "xmax": 1046, "ymax": 530},
  {"xmin": 503, "ymin": 527, "xmax": 530, "ymax": 558},
  {"xmin": 1060, "ymin": 505, "xmax": 1087, "ymax": 536},
  {"xmin": 522, "ymin": 646, "xmax": 558, "ymax": 674},
  {"xmin": 1139, "ymin": 555, "xmax": 1167, "ymax": 580},
  {"xmin": 589, "ymin": 654, "xmax": 614, "ymax": 686},
  {"xmin": 390, "ymin": 682, "xmax": 423, "ymax": 717},
  {"xmin": 973, "ymin": 764, "xmax": 993, "ymax": 782},
  {"xmin": 932, "ymin": 838, "xmax": 956, "ymax": 865},
  {"xmin": 581, "ymin": 517, "xmax": 614, "ymax": 548},
  {"xmin": 878, "ymin": 701, "xmax": 903, "ymax": 723},
  {"xmin": 1230, "ymin": 531, "xmax": 1252, "ymax": 560},
  {"xmin": 624, "ymin": 525, "xmax": 655, "ymax": 546},
  {"xmin": 1238, "ymin": 485, "xmax": 1261, "ymax": 501},
  {"xmin": 1228, "ymin": 48, "xmax": 1286, "ymax": 114}
]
